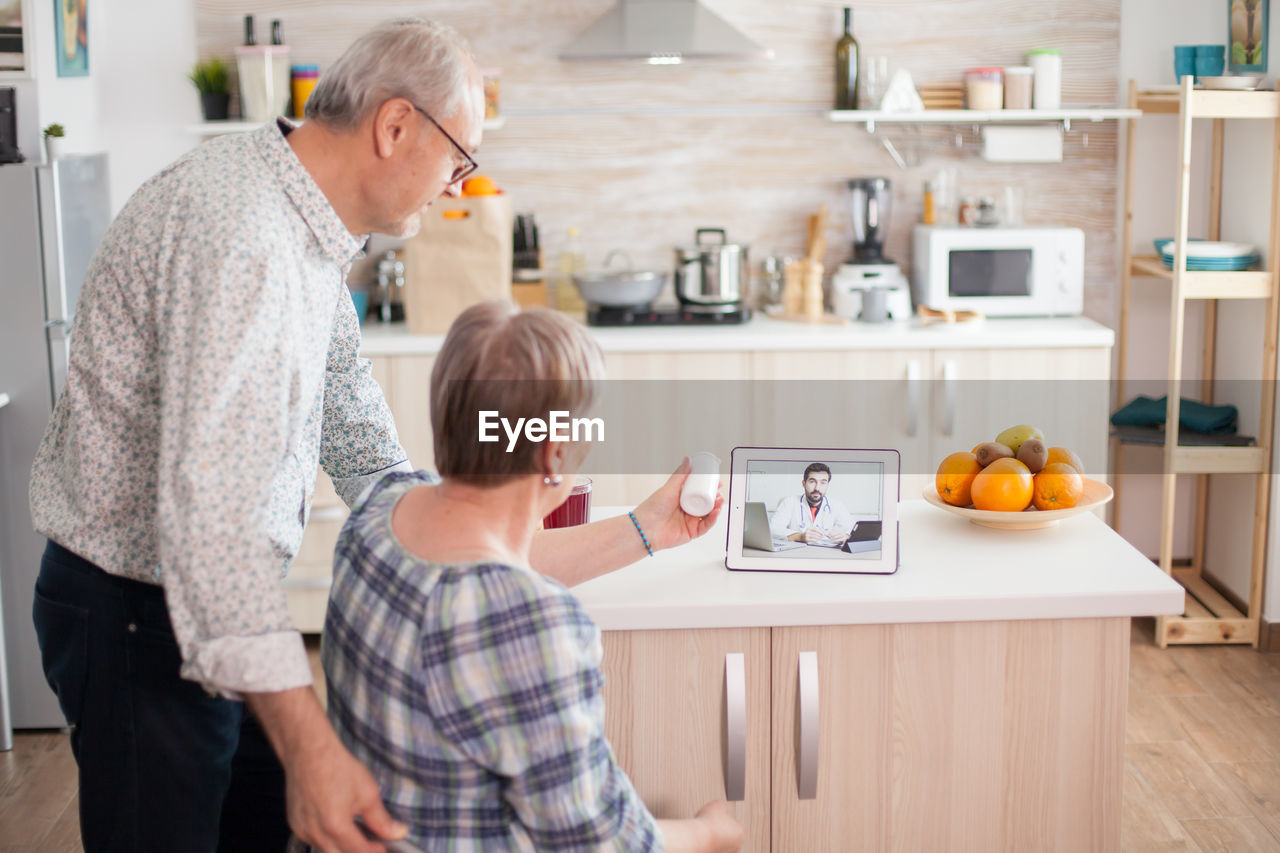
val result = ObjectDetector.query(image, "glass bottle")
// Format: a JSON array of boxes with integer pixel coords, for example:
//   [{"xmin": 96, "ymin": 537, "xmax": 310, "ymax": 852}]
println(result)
[
  {"xmin": 243, "ymin": 15, "xmax": 256, "ymax": 47},
  {"xmin": 555, "ymin": 227, "xmax": 587, "ymax": 316},
  {"xmin": 834, "ymin": 7, "xmax": 860, "ymax": 110},
  {"xmin": 271, "ymin": 19, "xmax": 284, "ymax": 46}
]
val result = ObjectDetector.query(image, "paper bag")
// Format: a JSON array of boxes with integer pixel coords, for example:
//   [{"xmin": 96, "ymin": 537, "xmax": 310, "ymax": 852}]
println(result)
[{"xmin": 402, "ymin": 193, "xmax": 513, "ymax": 334}]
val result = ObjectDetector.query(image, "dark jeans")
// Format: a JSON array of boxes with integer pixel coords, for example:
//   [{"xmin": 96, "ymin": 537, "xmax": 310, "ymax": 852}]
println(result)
[{"xmin": 32, "ymin": 541, "xmax": 291, "ymax": 853}]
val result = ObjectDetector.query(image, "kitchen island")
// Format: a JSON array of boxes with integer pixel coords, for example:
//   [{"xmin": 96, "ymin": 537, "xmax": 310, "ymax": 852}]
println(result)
[{"xmin": 574, "ymin": 501, "xmax": 1181, "ymax": 852}]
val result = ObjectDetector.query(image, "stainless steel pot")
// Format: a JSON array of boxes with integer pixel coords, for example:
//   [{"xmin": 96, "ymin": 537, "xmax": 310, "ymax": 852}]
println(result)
[{"xmin": 674, "ymin": 228, "xmax": 748, "ymax": 307}]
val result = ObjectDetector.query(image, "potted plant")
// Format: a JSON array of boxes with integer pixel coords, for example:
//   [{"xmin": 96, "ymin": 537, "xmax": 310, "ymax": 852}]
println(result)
[
  {"xmin": 42, "ymin": 123, "xmax": 65, "ymax": 162},
  {"xmin": 188, "ymin": 57, "xmax": 231, "ymax": 121}
]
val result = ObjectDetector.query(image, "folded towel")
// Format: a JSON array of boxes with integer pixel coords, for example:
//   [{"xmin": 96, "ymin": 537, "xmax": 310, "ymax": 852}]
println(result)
[{"xmin": 1110, "ymin": 395, "xmax": 1238, "ymax": 434}]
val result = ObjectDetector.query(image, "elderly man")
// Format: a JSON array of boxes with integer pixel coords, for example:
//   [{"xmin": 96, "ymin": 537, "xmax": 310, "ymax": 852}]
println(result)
[{"xmin": 30, "ymin": 18, "xmax": 714, "ymax": 853}]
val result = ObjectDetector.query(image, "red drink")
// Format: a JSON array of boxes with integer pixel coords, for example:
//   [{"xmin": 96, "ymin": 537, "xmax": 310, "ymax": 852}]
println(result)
[{"xmin": 543, "ymin": 476, "xmax": 592, "ymax": 529}]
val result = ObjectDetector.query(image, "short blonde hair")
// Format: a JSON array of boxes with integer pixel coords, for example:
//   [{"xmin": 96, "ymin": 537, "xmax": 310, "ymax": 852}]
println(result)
[{"xmin": 430, "ymin": 302, "xmax": 605, "ymax": 484}]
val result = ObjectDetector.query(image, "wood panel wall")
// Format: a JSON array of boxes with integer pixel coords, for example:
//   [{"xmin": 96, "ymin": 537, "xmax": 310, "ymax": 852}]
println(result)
[{"xmin": 197, "ymin": 0, "xmax": 1121, "ymax": 321}]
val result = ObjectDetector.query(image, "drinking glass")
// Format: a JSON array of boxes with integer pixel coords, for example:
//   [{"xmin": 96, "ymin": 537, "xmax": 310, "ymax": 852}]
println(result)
[
  {"xmin": 542, "ymin": 476, "xmax": 593, "ymax": 528},
  {"xmin": 862, "ymin": 56, "xmax": 890, "ymax": 109}
]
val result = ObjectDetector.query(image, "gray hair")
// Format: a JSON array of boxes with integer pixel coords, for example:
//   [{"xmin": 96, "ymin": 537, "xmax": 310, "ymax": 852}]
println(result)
[
  {"xmin": 431, "ymin": 302, "xmax": 606, "ymax": 485},
  {"xmin": 304, "ymin": 18, "xmax": 473, "ymax": 130}
]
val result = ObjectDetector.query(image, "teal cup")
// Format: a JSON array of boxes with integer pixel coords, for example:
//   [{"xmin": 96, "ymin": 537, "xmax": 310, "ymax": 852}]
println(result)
[
  {"xmin": 349, "ymin": 290, "xmax": 368, "ymax": 324},
  {"xmin": 1173, "ymin": 45, "xmax": 1196, "ymax": 81},
  {"xmin": 1194, "ymin": 45, "xmax": 1225, "ymax": 78}
]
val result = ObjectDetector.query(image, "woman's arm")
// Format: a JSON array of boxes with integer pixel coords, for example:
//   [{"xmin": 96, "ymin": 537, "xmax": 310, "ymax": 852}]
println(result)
[{"xmin": 530, "ymin": 458, "xmax": 724, "ymax": 587}]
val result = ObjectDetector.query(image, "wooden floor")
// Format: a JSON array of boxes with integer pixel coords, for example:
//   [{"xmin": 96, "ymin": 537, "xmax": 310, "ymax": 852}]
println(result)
[{"xmin": 1, "ymin": 621, "xmax": 1277, "ymax": 852}]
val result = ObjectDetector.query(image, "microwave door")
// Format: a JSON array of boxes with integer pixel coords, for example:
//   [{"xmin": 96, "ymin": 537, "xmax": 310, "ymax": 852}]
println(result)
[{"xmin": 947, "ymin": 247, "xmax": 1045, "ymax": 316}]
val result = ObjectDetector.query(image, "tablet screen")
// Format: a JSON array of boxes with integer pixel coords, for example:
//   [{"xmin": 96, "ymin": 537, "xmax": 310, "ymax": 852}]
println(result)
[{"xmin": 726, "ymin": 447, "xmax": 899, "ymax": 574}]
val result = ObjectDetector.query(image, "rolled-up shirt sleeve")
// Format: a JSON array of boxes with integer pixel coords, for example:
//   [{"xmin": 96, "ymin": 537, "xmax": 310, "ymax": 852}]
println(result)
[
  {"xmin": 154, "ymin": 238, "xmax": 312, "ymax": 698},
  {"xmin": 319, "ymin": 291, "xmax": 410, "ymax": 508}
]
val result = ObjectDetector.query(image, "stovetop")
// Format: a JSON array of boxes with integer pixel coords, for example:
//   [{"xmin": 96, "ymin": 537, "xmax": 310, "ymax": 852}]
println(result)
[{"xmin": 586, "ymin": 305, "xmax": 753, "ymax": 327}]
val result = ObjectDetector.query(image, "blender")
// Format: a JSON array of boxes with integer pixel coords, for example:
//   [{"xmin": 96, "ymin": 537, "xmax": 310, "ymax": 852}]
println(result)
[{"xmin": 832, "ymin": 177, "xmax": 912, "ymax": 322}]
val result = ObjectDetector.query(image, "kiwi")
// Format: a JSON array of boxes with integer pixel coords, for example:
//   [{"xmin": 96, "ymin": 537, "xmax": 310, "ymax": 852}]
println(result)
[
  {"xmin": 975, "ymin": 441, "xmax": 1014, "ymax": 468},
  {"xmin": 1016, "ymin": 438, "xmax": 1048, "ymax": 473}
]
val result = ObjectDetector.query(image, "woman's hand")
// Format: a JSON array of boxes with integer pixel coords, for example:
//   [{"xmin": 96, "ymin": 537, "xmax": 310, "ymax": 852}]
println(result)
[{"xmin": 633, "ymin": 457, "xmax": 725, "ymax": 553}]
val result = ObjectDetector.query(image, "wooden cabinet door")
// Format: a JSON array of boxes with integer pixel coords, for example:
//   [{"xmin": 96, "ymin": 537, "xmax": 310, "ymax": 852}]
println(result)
[
  {"xmin": 931, "ymin": 347, "xmax": 1112, "ymax": 481},
  {"xmin": 600, "ymin": 627, "xmax": 770, "ymax": 852},
  {"xmin": 750, "ymin": 350, "xmax": 933, "ymax": 498},
  {"xmin": 770, "ymin": 620, "xmax": 1127, "ymax": 852},
  {"xmin": 385, "ymin": 354, "xmax": 436, "ymax": 473}
]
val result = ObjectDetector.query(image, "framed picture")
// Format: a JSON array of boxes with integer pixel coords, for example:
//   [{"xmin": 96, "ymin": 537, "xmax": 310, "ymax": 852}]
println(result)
[
  {"xmin": 53, "ymin": 0, "xmax": 86, "ymax": 77},
  {"xmin": 0, "ymin": 0, "xmax": 29, "ymax": 78},
  {"xmin": 1229, "ymin": 0, "xmax": 1268, "ymax": 73}
]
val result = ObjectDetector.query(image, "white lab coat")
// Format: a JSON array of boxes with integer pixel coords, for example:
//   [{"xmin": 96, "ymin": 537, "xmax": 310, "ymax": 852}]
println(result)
[{"xmin": 769, "ymin": 493, "xmax": 854, "ymax": 540}]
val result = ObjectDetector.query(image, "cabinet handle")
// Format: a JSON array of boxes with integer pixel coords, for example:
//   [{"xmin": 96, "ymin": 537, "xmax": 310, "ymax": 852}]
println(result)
[
  {"xmin": 905, "ymin": 359, "xmax": 922, "ymax": 438},
  {"xmin": 797, "ymin": 651, "xmax": 819, "ymax": 800},
  {"xmin": 724, "ymin": 653, "xmax": 746, "ymax": 802},
  {"xmin": 941, "ymin": 359, "xmax": 957, "ymax": 438}
]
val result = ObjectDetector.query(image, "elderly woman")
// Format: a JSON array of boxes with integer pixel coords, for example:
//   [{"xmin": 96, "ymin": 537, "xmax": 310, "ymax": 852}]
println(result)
[{"xmin": 322, "ymin": 302, "xmax": 743, "ymax": 853}]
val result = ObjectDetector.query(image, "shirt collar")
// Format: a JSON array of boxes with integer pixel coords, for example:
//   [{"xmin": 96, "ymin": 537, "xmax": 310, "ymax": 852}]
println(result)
[{"xmin": 254, "ymin": 119, "xmax": 366, "ymax": 266}]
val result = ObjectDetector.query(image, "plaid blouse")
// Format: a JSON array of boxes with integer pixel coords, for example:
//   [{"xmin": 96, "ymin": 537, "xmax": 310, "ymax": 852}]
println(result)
[{"xmin": 323, "ymin": 471, "xmax": 663, "ymax": 852}]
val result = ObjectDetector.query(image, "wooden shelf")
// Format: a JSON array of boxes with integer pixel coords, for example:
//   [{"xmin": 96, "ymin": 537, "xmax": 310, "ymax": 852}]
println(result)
[
  {"xmin": 828, "ymin": 105, "xmax": 1138, "ymax": 130},
  {"xmin": 1163, "ymin": 568, "xmax": 1256, "ymax": 644},
  {"xmin": 1170, "ymin": 445, "xmax": 1267, "ymax": 474},
  {"xmin": 1136, "ymin": 88, "xmax": 1280, "ymax": 119},
  {"xmin": 1129, "ymin": 255, "xmax": 1273, "ymax": 298}
]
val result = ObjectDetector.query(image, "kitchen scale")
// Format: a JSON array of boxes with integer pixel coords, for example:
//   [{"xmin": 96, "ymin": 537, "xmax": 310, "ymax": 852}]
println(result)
[{"xmin": 586, "ymin": 304, "xmax": 752, "ymax": 326}]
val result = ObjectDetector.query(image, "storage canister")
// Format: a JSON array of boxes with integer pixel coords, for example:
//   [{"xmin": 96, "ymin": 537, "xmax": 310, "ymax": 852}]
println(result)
[
  {"xmin": 291, "ymin": 64, "xmax": 319, "ymax": 119},
  {"xmin": 965, "ymin": 68, "xmax": 1004, "ymax": 111},
  {"xmin": 1003, "ymin": 66, "xmax": 1033, "ymax": 109},
  {"xmin": 1027, "ymin": 49, "xmax": 1062, "ymax": 110}
]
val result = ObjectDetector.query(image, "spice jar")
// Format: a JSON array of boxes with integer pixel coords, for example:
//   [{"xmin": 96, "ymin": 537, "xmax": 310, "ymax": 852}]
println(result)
[
  {"xmin": 1003, "ymin": 66, "xmax": 1033, "ymax": 109},
  {"xmin": 1027, "ymin": 49, "xmax": 1062, "ymax": 109},
  {"xmin": 959, "ymin": 196, "xmax": 977, "ymax": 227},
  {"xmin": 921, "ymin": 180, "xmax": 936, "ymax": 225},
  {"xmin": 964, "ymin": 68, "xmax": 1004, "ymax": 111}
]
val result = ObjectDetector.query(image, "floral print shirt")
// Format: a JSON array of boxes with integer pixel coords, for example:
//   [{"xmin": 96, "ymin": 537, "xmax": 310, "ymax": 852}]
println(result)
[{"xmin": 29, "ymin": 120, "xmax": 408, "ymax": 697}]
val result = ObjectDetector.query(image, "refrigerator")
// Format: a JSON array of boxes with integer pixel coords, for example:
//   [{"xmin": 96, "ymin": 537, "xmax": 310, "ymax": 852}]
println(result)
[{"xmin": 0, "ymin": 153, "xmax": 111, "ymax": 745}]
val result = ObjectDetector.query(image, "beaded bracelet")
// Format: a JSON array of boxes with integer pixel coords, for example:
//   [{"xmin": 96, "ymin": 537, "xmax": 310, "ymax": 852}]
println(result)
[{"xmin": 627, "ymin": 510, "xmax": 654, "ymax": 557}]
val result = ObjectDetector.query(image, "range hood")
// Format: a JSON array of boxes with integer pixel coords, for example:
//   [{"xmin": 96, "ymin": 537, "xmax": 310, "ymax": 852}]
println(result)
[{"xmin": 560, "ymin": 0, "xmax": 773, "ymax": 63}]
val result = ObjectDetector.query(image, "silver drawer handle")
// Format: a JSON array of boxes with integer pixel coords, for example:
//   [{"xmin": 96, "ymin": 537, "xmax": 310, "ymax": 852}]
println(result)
[
  {"xmin": 797, "ymin": 651, "xmax": 819, "ymax": 800},
  {"xmin": 724, "ymin": 653, "xmax": 746, "ymax": 801},
  {"xmin": 906, "ymin": 359, "xmax": 921, "ymax": 438},
  {"xmin": 941, "ymin": 358, "xmax": 957, "ymax": 438}
]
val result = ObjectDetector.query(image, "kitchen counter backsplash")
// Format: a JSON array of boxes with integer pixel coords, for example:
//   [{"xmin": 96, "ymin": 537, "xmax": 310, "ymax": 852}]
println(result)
[{"xmin": 198, "ymin": 0, "xmax": 1121, "ymax": 321}]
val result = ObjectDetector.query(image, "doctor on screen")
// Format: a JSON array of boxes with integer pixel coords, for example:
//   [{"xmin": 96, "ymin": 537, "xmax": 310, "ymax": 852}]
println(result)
[{"xmin": 769, "ymin": 462, "xmax": 854, "ymax": 546}]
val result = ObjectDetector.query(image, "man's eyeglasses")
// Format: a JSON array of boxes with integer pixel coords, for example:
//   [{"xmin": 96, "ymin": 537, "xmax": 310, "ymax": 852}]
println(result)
[{"xmin": 411, "ymin": 104, "xmax": 478, "ymax": 185}]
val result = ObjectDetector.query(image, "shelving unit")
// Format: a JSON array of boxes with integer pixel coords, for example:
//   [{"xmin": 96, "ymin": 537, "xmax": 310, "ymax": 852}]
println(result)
[
  {"xmin": 1113, "ymin": 78, "xmax": 1280, "ymax": 647},
  {"xmin": 828, "ymin": 105, "xmax": 1139, "ymax": 133}
]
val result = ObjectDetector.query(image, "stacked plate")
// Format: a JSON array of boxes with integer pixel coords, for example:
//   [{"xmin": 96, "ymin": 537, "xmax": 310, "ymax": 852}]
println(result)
[{"xmin": 1155, "ymin": 239, "xmax": 1260, "ymax": 271}]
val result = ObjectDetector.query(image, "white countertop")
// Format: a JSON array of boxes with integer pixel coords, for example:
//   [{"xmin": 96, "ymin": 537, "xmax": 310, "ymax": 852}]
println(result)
[
  {"xmin": 571, "ymin": 501, "xmax": 1183, "ymax": 631},
  {"xmin": 358, "ymin": 314, "xmax": 1114, "ymax": 356}
]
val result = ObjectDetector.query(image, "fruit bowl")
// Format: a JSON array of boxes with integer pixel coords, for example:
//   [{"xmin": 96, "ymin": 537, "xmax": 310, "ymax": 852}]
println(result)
[{"xmin": 922, "ymin": 478, "xmax": 1114, "ymax": 530}]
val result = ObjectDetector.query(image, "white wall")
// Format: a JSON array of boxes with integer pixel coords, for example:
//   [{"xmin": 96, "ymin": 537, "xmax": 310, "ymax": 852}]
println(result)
[
  {"xmin": 1118, "ymin": 0, "xmax": 1280, "ymax": 623},
  {"xmin": 14, "ymin": 0, "xmax": 197, "ymax": 211}
]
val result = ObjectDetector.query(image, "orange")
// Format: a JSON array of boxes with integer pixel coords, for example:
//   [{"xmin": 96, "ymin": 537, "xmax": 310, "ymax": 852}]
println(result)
[
  {"xmin": 1032, "ymin": 462, "xmax": 1084, "ymax": 510},
  {"xmin": 460, "ymin": 174, "xmax": 499, "ymax": 196},
  {"xmin": 936, "ymin": 451, "xmax": 982, "ymax": 507},
  {"xmin": 970, "ymin": 458, "xmax": 1034, "ymax": 512},
  {"xmin": 1045, "ymin": 446, "xmax": 1084, "ymax": 476}
]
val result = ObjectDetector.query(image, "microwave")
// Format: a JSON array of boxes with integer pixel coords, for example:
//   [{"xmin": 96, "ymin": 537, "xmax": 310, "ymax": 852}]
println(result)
[{"xmin": 910, "ymin": 226, "xmax": 1084, "ymax": 317}]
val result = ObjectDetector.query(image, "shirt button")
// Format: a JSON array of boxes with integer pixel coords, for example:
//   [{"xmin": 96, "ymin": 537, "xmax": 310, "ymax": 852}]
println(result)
[{"xmin": 127, "ymin": 623, "xmax": 138, "ymax": 633}]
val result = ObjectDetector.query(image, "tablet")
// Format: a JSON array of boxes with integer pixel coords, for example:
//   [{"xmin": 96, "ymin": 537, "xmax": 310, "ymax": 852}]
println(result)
[{"xmin": 725, "ymin": 447, "xmax": 900, "ymax": 575}]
